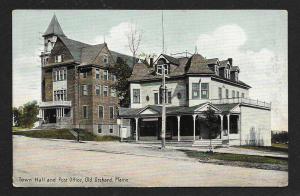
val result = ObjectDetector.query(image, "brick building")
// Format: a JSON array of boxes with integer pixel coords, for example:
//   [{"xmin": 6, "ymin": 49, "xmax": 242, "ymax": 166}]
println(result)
[{"xmin": 38, "ymin": 15, "xmax": 133, "ymax": 136}]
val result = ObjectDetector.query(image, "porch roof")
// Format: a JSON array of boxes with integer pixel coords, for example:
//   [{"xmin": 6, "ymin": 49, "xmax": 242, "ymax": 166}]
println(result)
[{"xmin": 119, "ymin": 103, "xmax": 239, "ymax": 118}]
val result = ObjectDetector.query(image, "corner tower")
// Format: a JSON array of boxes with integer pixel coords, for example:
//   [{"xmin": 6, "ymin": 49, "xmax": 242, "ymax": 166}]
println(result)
[{"xmin": 41, "ymin": 14, "xmax": 66, "ymax": 66}]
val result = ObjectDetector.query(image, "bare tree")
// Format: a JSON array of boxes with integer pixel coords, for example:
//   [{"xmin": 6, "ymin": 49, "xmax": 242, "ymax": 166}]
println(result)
[{"xmin": 127, "ymin": 24, "xmax": 142, "ymax": 65}]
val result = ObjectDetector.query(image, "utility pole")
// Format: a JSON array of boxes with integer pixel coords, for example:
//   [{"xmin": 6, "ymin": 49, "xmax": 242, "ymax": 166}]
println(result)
[{"xmin": 161, "ymin": 65, "xmax": 166, "ymax": 148}]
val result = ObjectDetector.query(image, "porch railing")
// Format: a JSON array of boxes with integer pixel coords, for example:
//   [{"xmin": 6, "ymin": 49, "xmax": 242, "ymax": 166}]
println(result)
[
  {"xmin": 210, "ymin": 98, "xmax": 271, "ymax": 109},
  {"xmin": 39, "ymin": 101, "xmax": 72, "ymax": 107}
]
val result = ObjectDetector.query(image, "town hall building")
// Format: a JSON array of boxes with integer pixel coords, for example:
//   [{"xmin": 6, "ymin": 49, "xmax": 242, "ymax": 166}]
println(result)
[
  {"xmin": 119, "ymin": 53, "xmax": 272, "ymax": 146},
  {"xmin": 38, "ymin": 15, "xmax": 134, "ymax": 135}
]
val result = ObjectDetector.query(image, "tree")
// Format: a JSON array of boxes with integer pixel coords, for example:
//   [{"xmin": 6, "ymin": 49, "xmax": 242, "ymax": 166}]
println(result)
[
  {"xmin": 139, "ymin": 53, "xmax": 157, "ymax": 67},
  {"xmin": 127, "ymin": 24, "xmax": 142, "ymax": 66},
  {"xmin": 110, "ymin": 57, "xmax": 132, "ymax": 107},
  {"xmin": 12, "ymin": 107, "xmax": 20, "ymax": 127},
  {"xmin": 199, "ymin": 107, "xmax": 220, "ymax": 152},
  {"xmin": 18, "ymin": 101, "xmax": 39, "ymax": 128}
]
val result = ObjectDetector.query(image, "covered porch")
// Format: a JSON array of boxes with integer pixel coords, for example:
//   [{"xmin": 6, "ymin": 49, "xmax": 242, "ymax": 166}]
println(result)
[
  {"xmin": 38, "ymin": 101, "xmax": 73, "ymax": 128},
  {"xmin": 119, "ymin": 102, "xmax": 241, "ymax": 145}
]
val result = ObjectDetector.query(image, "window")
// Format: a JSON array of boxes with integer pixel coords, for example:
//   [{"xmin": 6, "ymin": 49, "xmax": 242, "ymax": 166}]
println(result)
[
  {"xmin": 235, "ymin": 72, "xmax": 239, "ymax": 81},
  {"xmin": 95, "ymin": 69, "xmax": 100, "ymax": 79},
  {"xmin": 201, "ymin": 83, "xmax": 209, "ymax": 99},
  {"xmin": 192, "ymin": 83, "xmax": 200, "ymax": 99},
  {"xmin": 59, "ymin": 70, "xmax": 63, "ymax": 80},
  {"xmin": 95, "ymin": 85, "xmax": 100, "ymax": 95},
  {"xmin": 241, "ymin": 93, "xmax": 245, "ymax": 98},
  {"xmin": 215, "ymin": 65, "xmax": 219, "ymax": 76},
  {"xmin": 109, "ymin": 106, "xmax": 114, "ymax": 119},
  {"xmin": 54, "ymin": 90, "xmax": 67, "ymax": 101},
  {"xmin": 154, "ymin": 92, "xmax": 159, "ymax": 104},
  {"xmin": 226, "ymin": 89, "xmax": 229, "ymax": 99},
  {"xmin": 167, "ymin": 91, "xmax": 172, "ymax": 104},
  {"xmin": 232, "ymin": 90, "xmax": 235, "ymax": 98},
  {"xmin": 156, "ymin": 64, "xmax": 168, "ymax": 75},
  {"xmin": 109, "ymin": 125, "xmax": 113, "ymax": 133},
  {"xmin": 103, "ymin": 86, "xmax": 108, "ymax": 96},
  {"xmin": 111, "ymin": 88, "xmax": 116, "ymax": 97},
  {"xmin": 237, "ymin": 91, "xmax": 240, "ymax": 98},
  {"xmin": 55, "ymin": 55, "xmax": 62, "ymax": 63},
  {"xmin": 218, "ymin": 87, "xmax": 222, "ymax": 99},
  {"xmin": 98, "ymin": 106, "xmax": 104, "ymax": 118},
  {"xmin": 111, "ymin": 74, "xmax": 116, "ymax": 81},
  {"xmin": 103, "ymin": 54, "xmax": 108, "ymax": 63},
  {"xmin": 63, "ymin": 69, "xmax": 67, "ymax": 80},
  {"xmin": 133, "ymin": 89, "xmax": 140, "ymax": 103},
  {"xmin": 82, "ymin": 85, "xmax": 88, "ymax": 95},
  {"xmin": 104, "ymin": 70, "xmax": 108, "ymax": 80},
  {"xmin": 83, "ymin": 106, "xmax": 88, "ymax": 119},
  {"xmin": 98, "ymin": 124, "xmax": 102, "ymax": 133}
]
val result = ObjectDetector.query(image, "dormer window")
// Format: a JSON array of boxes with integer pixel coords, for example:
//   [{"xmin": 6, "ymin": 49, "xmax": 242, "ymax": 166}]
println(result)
[
  {"xmin": 235, "ymin": 72, "xmax": 239, "ymax": 81},
  {"xmin": 103, "ymin": 54, "xmax": 108, "ymax": 64},
  {"xmin": 224, "ymin": 68, "xmax": 230, "ymax": 79},
  {"xmin": 214, "ymin": 65, "xmax": 219, "ymax": 76},
  {"xmin": 55, "ymin": 55, "xmax": 62, "ymax": 63},
  {"xmin": 157, "ymin": 64, "xmax": 168, "ymax": 75}
]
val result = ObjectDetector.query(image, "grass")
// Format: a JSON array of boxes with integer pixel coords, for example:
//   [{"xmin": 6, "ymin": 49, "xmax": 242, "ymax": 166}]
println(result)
[
  {"xmin": 12, "ymin": 127, "xmax": 29, "ymax": 132},
  {"xmin": 13, "ymin": 129, "xmax": 120, "ymax": 142},
  {"xmin": 238, "ymin": 143, "xmax": 288, "ymax": 153},
  {"xmin": 182, "ymin": 150, "xmax": 288, "ymax": 165}
]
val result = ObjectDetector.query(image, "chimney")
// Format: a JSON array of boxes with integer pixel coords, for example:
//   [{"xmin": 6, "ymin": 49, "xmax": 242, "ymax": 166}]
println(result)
[
  {"xmin": 228, "ymin": 58, "xmax": 233, "ymax": 66},
  {"xmin": 150, "ymin": 57, "xmax": 154, "ymax": 67}
]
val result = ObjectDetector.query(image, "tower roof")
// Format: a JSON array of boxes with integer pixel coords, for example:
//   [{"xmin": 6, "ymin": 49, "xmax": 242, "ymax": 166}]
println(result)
[{"xmin": 43, "ymin": 14, "xmax": 66, "ymax": 37}]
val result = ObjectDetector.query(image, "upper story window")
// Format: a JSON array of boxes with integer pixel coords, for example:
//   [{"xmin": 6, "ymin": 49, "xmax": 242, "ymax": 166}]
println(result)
[
  {"xmin": 103, "ymin": 54, "xmax": 108, "ymax": 64},
  {"xmin": 237, "ymin": 91, "xmax": 240, "ymax": 98},
  {"xmin": 111, "ymin": 88, "xmax": 116, "ymax": 97},
  {"xmin": 103, "ymin": 86, "xmax": 108, "ymax": 96},
  {"xmin": 241, "ymin": 93, "xmax": 245, "ymax": 98},
  {"xmin": 54, "ymin": 89, "xmax": 67, "ymax": 101},
  {"xmin": 109, "ymin": 106, "xmax": 114, "ymax": 119},
  {"xmin": 226, "ymin": 89, "xmax": 229, "ymax": 99},
  {"xmin": 98, "ymin": 105, "xmax": 104, "ymax": 119},
  {"xmin": 154, "ymin": 92, "xmax": 159, "ymax": 104},
  {"xmin": 82, "ymin": 84, "xmax": 88, "ymax": 95},
  {"xmin": 156, "ymin": 64, "xmax": 168, "ymax": 75},
  {"xmin": 192, "ymin": 83, "xmax": 200, "ymax": 99},
  {"xmin": 111, "ymin": 74, "xmax": 116, "ymax": 81},
  {"xmin": 235, "ymin": 72, "xmax": 239, "ymax": 81},
  {"xmin": 83, "ymin": 105, "xmax": 88, "ymax": 119},
  {"xmin": 104, "ymin": 70, "xmax": 108, "ymax": 80},
  {"xmin": 95, "ymin": 69, "xmax": 100, "ymax": 79},
  {"xmin": 224, "ymin": 69, "xmax": 230, "ymax": 79},
  {"xmin": 133, "ymin": 89, "xmax": 140, "ymax": 103},
  {"xmin": 54, "ymin": 55, "xmax": 63, "ymax": 63},
  {"xmin": 232, "ymin": 90, "xmax": 235, "ymax": 98},
  {"xmin": 218, "ymin": 87, "xmax": 222, "ymax": 99},
  {"xmin": 95, "ymin": 85, "xmax": 100, "ymax": 96},
  {"xmin": 167, "ymin": 91, "xmax": 172, "ymax": 104},
  {"xmin": 53, "ymin": 68, "xmax": 67, "ymax": 82},
  {"xmin": 201, "ymin": 83, "xmax": 209, "ymax": 99},
  {"xmin": 214, "ymin": 65, "xmax": 219, "ymax": 76}
]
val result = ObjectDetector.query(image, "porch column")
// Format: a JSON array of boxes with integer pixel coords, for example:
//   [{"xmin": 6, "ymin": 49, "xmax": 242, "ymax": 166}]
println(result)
[
  {"xmin": 56, "ymin": 108, "xmax": 59, "ymax": 118},
  {"xmin": 227, "ymin": 114, "xmax": 230, "ymax": 142},
  {"xmin": 62, "ymin": 108, "xmax": 64, "ymax": 117},
  {"xmin": 120, "ymin": 118, "xmax": 123, "ymax": 142},
  {"xmin": 219, "ymin": 114, "xmax": 223, "ymax": 140},
  {"xmin": 192, "ymin": 114, "xmax": 197, "ymax": 141},
  {"xmin": 177, "ymin": 115, "xmax": 181, "ymax": 142},
  {"xmin": 42, "ymin": 109, "xmax": 44, "ymax": 120},
  {"xmin": 135, "ymin": 117, "xmax": 139, "ymax": 141}
]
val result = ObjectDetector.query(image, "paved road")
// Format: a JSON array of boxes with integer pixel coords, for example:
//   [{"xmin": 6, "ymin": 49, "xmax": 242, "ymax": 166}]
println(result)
[{"xmin": 13, "ymin": 136, "xmax": 288, "ymax": 187}]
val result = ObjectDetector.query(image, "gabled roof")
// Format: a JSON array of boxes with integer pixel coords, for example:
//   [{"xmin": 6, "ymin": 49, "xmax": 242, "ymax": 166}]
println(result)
[
  {"xmin": 81, "ymin": 44, "xmax": 106, "ymax": 65},
  {"xmin": 110, "ymin": 51, "xmax": 135, "ymax": 67},
  {"xmin": 59, "ymin": 36, "xmax": 91, "ymax": 62},
  {"xmin": 43, "ymin": 15, "xmax": 66, "ymax": 37},
  {"xmin": 161, "ymin": 54, "xmax": 180, "ymax": 65},
  {"xmin": 186, "ymin": 54, "xmax": 214, "ymax": 74}
]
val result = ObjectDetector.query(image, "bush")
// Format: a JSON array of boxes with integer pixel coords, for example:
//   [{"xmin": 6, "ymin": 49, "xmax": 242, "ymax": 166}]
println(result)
[{"xmin": 272, "ymin": 131, "xmax": 288, "ymax": 144}]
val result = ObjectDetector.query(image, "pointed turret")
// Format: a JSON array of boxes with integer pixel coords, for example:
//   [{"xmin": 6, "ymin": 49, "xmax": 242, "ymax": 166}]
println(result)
[{"xmin": 43, "ymin": 14, "xmax": 66, "ymax": 37}]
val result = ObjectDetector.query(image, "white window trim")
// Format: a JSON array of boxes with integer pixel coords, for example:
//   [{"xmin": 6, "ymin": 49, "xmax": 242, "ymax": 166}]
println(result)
[
  {"xmin": 103, "ymin": 85, "xmax": 109, "ymax": 96},
  {"xmin": 104, "ymin": 70, "xmax": 108, "ymax": 80},
  {"xmin": 83, "ymin": 84, "xmax": 88, "ymax": 95}
]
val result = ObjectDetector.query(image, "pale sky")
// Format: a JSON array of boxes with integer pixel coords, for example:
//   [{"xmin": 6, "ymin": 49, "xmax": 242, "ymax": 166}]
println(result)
[{"xmin": 12, "ymin": 10, "xmax": 288, "ymax": 131}]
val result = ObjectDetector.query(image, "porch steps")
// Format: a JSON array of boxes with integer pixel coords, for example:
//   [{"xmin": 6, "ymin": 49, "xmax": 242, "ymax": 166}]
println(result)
[{"xmin": 192, "ymin": 139, "xmax": 223, "ymax": 147}]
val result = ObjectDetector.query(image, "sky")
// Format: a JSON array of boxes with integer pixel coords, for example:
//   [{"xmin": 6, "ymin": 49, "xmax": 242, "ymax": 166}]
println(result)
[{"xmin": 12, "ymin": 10, "xmax": 287, "ymax": 131}]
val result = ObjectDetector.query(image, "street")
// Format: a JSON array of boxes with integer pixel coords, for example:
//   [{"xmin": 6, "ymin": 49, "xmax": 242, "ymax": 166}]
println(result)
[{"xmin": 13, "ymin": 135, "xmax": 288, "ymax": 187}]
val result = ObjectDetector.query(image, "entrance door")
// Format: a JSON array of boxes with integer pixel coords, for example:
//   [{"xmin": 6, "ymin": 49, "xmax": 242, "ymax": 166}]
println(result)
[
  {"xmin": 44, "ymin": 109, "xmax": 56, "ymax": 123},
  {"xmin": 140, "ymin": 118, "xmax": 158, "ymax": 138}
]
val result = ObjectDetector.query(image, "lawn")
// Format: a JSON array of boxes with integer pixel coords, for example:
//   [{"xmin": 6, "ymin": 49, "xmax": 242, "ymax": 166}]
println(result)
[
  {"xmin": 182, "ymin": 150, "xmax": 287, "ymax": 165},
  {"xmin": 13, "ymin": 129, "xmax": 120, "ymax": 142},
  {"xmin": 12, "ymin": 127, "xmax": 29, "ymax": 132},
  {"xmin": 238, "ymin": 143, "xmax": 288, "ymax": 153}
]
